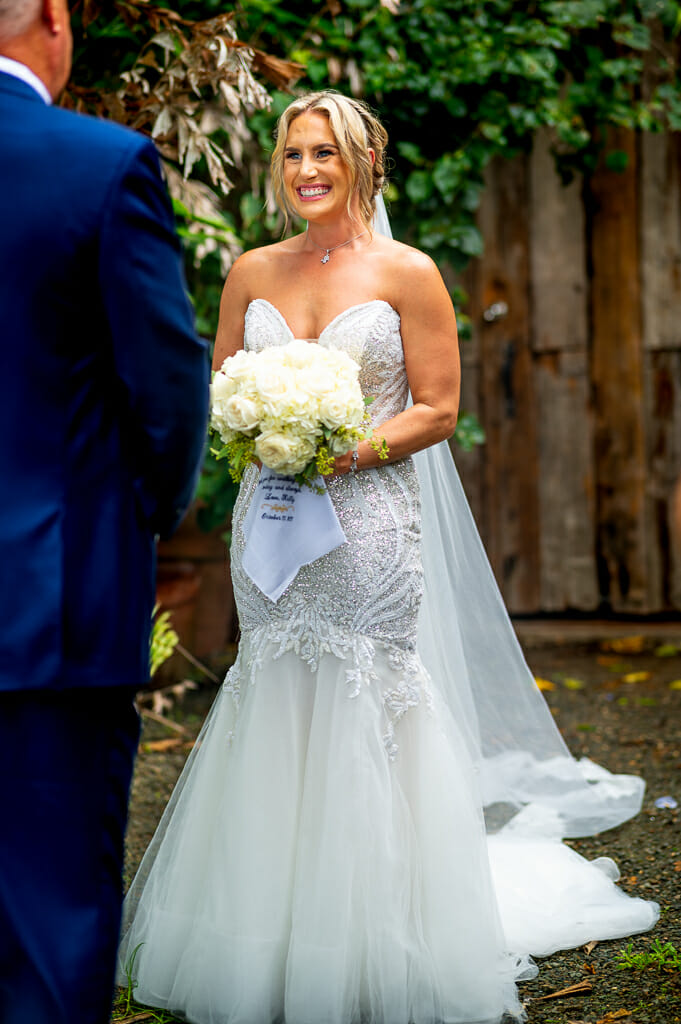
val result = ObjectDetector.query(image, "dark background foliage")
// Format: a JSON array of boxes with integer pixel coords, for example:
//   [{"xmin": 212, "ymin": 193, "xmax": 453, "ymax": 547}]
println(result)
[{"xmin": 66, "ymin": 0, "xmax": 681, "ymax": 528}]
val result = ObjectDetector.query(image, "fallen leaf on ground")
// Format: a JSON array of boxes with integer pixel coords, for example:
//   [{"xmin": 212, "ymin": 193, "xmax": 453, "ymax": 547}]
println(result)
[
  {"xmin": 622, "ymin": 671, "xmax": 651, "ymax": 683},
  {"xmin": 533, "ymin": 980, "xmax": 593, "ymax": 1001},
  {"xmin": 563, "ymin": 677, "xmax": 586, "ymax": 690},
  {"xmin": 535, "ymin": 677, "xmax": 555, "ymax": 691},
  {"xmin": 596, "ymin": 1011, "xmax": 633, "ymax": 1023},
  {"xmin": 600, "ymin": 636, "xmax": 645, "ymax": 653},
  {"xmin": 582, "ymin": 961, "xmax": 596, "ymax": 974},
  {"xmin": 115, "ymin": 1014, "xmax": 157, "ymax": 1023},
  {"xmin": 597, "ymin": 656, "xmax": 630, "ymax": 669},
  {"xmin": 142, "ymin": 738, "xmax": 184, "ymax": 753},
  {"xmin": 141, "ymin": 737, "xmax": 197, "ymax": 754},
  {"xmin": 669, "ymin": 680, "xmax": 681, "ymax": 690},
  {"xmin": 655, "ymin": 643, "xmax": 681, "ymax": 657}
]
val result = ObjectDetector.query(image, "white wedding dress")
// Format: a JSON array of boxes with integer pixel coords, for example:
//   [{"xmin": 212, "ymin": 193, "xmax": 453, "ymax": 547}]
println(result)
[{"xmin": 118, "ymin": 298, "xmax": 658, "ymax": 1024}]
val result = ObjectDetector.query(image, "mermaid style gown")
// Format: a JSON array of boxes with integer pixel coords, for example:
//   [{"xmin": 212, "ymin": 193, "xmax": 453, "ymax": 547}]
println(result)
[{"xmin": 118, "ymin": 299, "xmax": 658, "ymax": 1024}]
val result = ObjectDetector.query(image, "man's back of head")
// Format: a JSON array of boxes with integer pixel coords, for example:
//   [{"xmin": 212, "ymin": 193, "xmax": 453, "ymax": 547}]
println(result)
[{"xmin": 0, "ymin": 0, "xmax": 71, "ymax": 99}]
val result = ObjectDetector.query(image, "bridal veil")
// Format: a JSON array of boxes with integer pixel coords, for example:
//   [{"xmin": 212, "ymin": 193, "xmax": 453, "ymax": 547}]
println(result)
[{"xmin": 373, "ymin": 194, "xmax": 646, "ymax": 842}]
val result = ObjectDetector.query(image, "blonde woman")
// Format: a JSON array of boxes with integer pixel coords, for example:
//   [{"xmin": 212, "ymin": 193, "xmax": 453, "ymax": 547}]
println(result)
[{"xmin": 119, "ymin": 92, "xmax": 657, "ymax": 1024}]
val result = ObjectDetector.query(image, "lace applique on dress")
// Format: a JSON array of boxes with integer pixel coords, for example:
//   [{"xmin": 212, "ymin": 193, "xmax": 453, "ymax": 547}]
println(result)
[{"xmin": 229, "ymin": 298, "xmax": 428, "ymax": 757}]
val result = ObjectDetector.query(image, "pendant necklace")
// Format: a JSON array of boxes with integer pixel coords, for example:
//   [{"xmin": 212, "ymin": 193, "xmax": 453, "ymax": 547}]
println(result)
[{"xmin": 308, "ymin": 229, "xmax": 366, "ymax": 264}]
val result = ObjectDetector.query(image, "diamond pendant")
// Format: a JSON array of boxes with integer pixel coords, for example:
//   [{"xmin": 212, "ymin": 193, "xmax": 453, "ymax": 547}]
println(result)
[{"xmin": 321, "ymin": 252, "xmax": 330, "ymax": 264}]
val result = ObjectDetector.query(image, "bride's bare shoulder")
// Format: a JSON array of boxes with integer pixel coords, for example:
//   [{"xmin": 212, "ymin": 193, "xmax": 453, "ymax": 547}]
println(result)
[
  {"xmin": 231, "ymin": 236, "xmax": 302, "ymax": 275},
  {"xmin": 377, "ymin": 235, "xmax": 437, "ymax": 272},
  {"xmin": 374, "ymin": 236, "xmax": 445, "ymax": 305},
  {"xmin": 222, "ymin": 235, "xmax": 303, "ymax": 304}
]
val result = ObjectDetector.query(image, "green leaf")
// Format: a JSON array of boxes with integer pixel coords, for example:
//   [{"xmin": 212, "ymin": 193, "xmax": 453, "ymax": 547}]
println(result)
[
  {"xmin": 453, "ymin": 412, "xmax": 486, "ymax": 451},
  {"xmin": 396, "ymin": 141, "xmax": 426, "ymax": 166},
  {"xmin": 240, "ymin": 192, "xmax": 264, "ymax": 227},
  {"xmin": 605, "ymin": 150, "xmax": 630, "ymax": 172},
  {"xmin": 405, "ymin": 170, "xmax": 434, "ymax": 204},
  {"xmin": 452, "ymin": 225, "xmax": 485, "ymax": 258},
  {"xmin": 654, "ymin": 643, "xmax": 681, "ymax": 657},
  {"xmin": 563, "ymin": 676, "xmax": 586, "ymax": 690},
  {"xmin": 614, "ymin": 21, "xmax": 651, "ymax": 50}
]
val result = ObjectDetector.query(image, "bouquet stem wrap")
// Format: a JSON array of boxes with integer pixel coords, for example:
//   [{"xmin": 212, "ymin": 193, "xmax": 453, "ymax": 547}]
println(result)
[{"xmin": 241, "ymin": 468, "xmax": 346, "ymax": 602}]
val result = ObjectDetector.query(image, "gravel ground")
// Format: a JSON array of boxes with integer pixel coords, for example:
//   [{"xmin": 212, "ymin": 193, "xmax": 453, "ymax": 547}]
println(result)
[{"xmin": 118, "ymin": 631, "xmax": 681, "ymax": 1024}]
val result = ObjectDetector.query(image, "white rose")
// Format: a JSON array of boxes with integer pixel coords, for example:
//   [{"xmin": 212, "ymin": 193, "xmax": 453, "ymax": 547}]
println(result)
[
  {"xmin": 220, "ymin": 348, "xmax": 256, "ymax": 378},
  {"xmin": 294, "ymin": 367, "xmax": 335, "ymax": 406},
  {"xmin": 254, "ymin": 364, "xmax": 295, "ymax": 420},
  {"xmin": 319, "ymin": 386, "xmax": 365, "ymax": 430},
  {"xmin": 325, "ymin": 348, "xmax": 361, "ymax": 377},
  {"xmin": 323, "ymin": 349, "xmax": 361, "ymax": 379},
  {"xmin": 282, "ymin": 339, "xmax": 318, "ymax": 369},
  {"xmin": 255, "ymin": 429, "xmax": 317, "ymax": 475},
  {"xmin": 223, "ymin": 394, "xmax": 262, "ymax": 433},
  {"xmin": 279, "ymin": 386, "xmax": 323, "ymax": 428},
  {"xmin": 211, "ymin": 371, "xmax": 237, "ymax": 403}
]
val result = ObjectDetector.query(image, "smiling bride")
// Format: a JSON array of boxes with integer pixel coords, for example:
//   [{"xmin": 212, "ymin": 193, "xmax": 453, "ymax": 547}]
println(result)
[{"xmin": 118, "ymin": 91, "xmax": 658, "ymax": 1024}]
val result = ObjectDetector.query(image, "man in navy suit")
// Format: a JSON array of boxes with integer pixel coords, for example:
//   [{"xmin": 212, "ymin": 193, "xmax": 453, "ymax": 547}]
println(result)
[{"xmin": 0, "ymin": 0, "xmax": 210, "ymax": 1020}]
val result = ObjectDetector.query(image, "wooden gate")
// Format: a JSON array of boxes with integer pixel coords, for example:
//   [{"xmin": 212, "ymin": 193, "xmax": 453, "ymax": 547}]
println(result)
[{"xmin": 455, "ymin": 129, "xmax": 681, "ymax": 615}]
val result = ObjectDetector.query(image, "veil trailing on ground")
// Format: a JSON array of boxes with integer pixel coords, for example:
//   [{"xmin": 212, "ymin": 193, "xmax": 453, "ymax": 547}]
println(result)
[{"xmin": 373, "ymin": 193, "xmax": 644, "ymax": 840}]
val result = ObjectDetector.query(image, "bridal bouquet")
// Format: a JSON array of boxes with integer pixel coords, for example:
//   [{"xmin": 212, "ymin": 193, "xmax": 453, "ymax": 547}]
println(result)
[{"xmin": 211, "ymin": 340, "xmax": 376, "ymax": 488}]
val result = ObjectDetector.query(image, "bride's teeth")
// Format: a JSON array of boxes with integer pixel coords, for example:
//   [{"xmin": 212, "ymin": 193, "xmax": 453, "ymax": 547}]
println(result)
[{"xmin": 300, "ymin": 187, "xmax": 329, "ymax": 197}]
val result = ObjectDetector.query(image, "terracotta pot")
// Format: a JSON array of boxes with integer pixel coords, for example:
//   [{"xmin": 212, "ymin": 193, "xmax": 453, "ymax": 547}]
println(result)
[{"xmin": 155, "ymin": 506, "xmax": 237, "ymax": 680}]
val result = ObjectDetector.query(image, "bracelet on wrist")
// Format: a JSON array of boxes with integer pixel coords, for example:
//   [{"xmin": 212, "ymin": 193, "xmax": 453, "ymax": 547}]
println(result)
[{"xmin": 349, "ymin": 449, "xmax": 359, "ymax": 475}]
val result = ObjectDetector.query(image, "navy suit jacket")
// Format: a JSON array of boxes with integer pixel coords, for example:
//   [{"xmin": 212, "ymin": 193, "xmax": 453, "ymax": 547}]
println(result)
[{"xmin": 0, "ymin": 72, "xmax": 210, "ymax": 691}]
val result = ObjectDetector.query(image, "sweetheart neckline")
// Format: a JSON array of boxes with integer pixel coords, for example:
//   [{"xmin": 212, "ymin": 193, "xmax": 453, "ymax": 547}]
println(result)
[{"xmin": 246, "ymin": 298, "xmax": 399, "ymax": 342}]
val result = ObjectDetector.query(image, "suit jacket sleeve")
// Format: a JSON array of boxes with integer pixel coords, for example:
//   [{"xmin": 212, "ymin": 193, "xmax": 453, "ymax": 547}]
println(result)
[{"xmin": 98, "ymin": 137, "xmax": 210, "ymax": 539}]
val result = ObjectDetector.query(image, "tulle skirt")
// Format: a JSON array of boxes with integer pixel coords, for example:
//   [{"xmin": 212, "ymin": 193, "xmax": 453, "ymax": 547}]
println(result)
[{"xmin": 117, "ymin": 634, "xmax": 658, "ymax": 1024}]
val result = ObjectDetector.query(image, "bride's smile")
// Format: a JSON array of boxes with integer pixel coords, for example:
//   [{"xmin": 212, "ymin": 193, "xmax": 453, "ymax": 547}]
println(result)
[{"xmin": 297, "ymin": 184, "xmax": 331, "ymax": 200}]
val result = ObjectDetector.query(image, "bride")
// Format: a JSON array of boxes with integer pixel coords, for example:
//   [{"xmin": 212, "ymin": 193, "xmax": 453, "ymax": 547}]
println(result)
[{"xmin": 118, "ymin": 91, "xmax": 658, "ymax": 1024}]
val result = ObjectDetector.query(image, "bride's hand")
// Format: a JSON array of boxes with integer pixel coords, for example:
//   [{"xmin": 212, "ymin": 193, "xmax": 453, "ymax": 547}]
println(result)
[{"xmin": 330, "ymin": 450, "xmax": 355, "ymax": 477}]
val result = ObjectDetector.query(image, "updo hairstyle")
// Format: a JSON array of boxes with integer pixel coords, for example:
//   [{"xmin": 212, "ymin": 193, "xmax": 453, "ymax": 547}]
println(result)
[{"xmin": 270, "ymin": 91, "xmax": 388, "ymax": 232}]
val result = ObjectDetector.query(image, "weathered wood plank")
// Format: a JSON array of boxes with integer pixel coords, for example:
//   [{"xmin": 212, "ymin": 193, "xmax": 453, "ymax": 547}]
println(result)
[
  {"xmin": 589, "ymin": 129, "xmax": 649, "ymax": 612},
  {"xmin": 534, "ymin": 351, "xmax": 599, "ymax": 610},
  {"xmin": 530, "ymin": 130, "xmax": 588, "ymax": 354},
  {"xmin": 529, "ymin": 131, "xmax": 598, "ymax": 610},
  {"xmin": 639, "ymin": 130, "xmax": 681, "ymax": 610},
  {"xmin": 642, "ymin": 349, "xmax": 681, "ymax": 610},
  {"xmin": 449, "ymin": 128, "xmax": 680, "ymax": 615},
  {"xmin": 640, "ymin": 131, "xmax": 681, "ymax": 351},
  {"xmin": 471, "ymin": 154, "xmax": 541, "ymax": 612}
]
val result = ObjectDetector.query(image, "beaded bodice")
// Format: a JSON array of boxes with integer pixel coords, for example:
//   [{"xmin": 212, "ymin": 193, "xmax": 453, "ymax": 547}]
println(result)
[{"xmin": 227, "ymin": 299, "xmax": 426, "ymax": 755}]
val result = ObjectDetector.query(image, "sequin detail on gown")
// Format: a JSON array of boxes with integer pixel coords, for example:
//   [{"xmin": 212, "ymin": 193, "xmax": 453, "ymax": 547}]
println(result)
[{"xmin": 229, "ymin": 300, "xmax": 426, "ymax": 760}]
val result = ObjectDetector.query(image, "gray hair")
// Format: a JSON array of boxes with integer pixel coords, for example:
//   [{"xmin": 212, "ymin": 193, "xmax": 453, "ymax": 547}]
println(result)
[{"xmin": 0, "ymin": 0, "xmax": 41, "ymax": 40}]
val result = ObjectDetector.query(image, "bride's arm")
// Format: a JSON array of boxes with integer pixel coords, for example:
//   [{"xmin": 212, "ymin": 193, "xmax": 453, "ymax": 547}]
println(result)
[{"xmin": 334, "ymin": 249, "xmax": 461, "ymax": 474}]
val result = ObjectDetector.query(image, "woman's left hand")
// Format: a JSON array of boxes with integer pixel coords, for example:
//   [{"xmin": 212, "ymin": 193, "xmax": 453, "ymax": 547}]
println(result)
[{"xmin": 329, "ymin": 449, "xmax": 355, "ymax": 477}]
